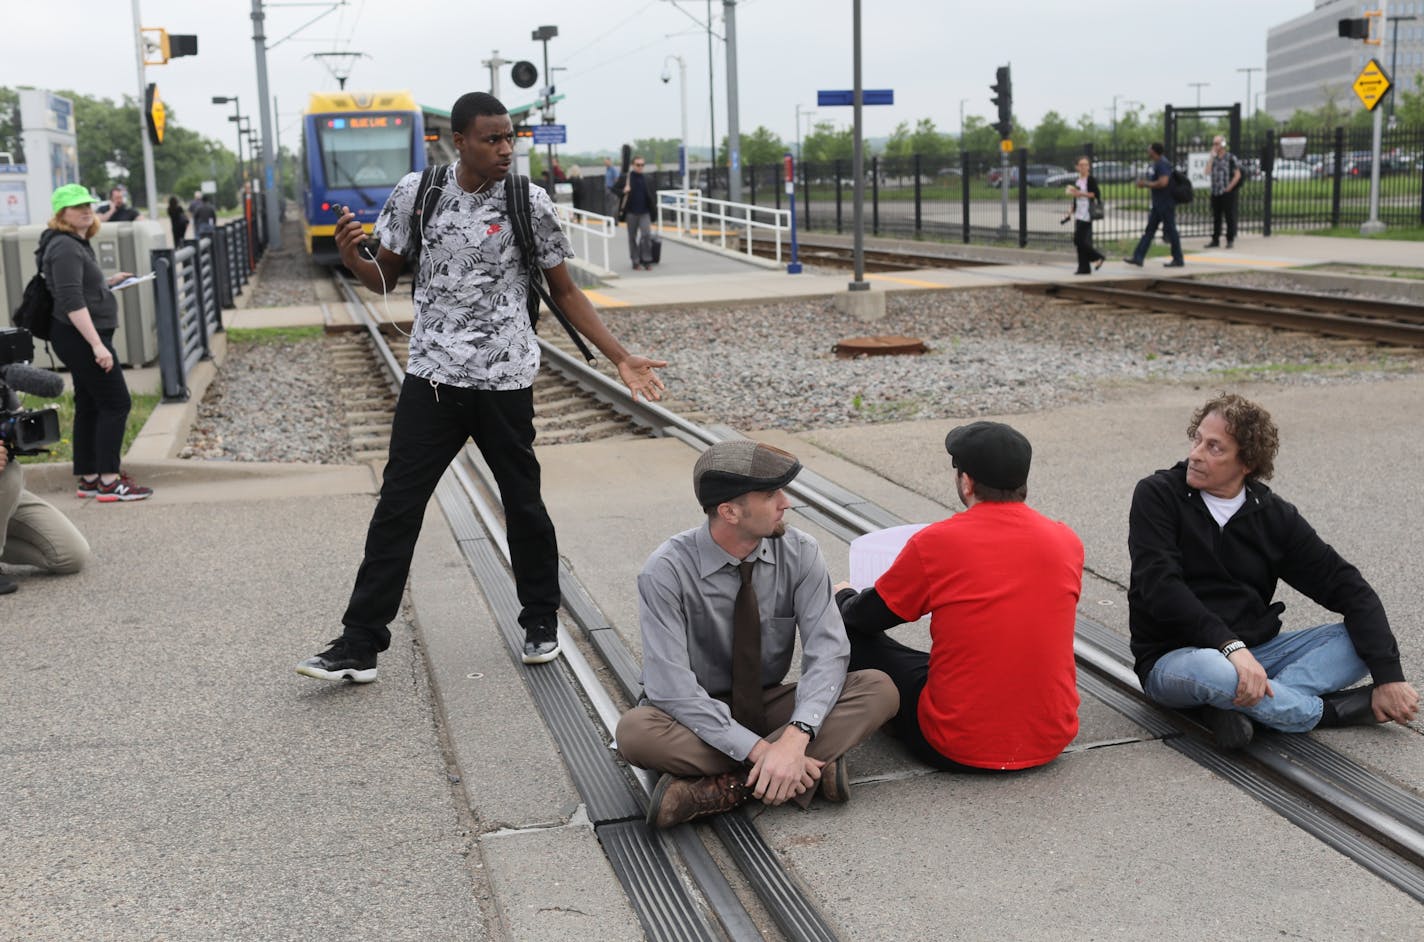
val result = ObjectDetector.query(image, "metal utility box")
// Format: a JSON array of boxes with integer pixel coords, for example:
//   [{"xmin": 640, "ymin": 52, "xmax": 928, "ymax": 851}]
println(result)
[
  {"xmin": 0, "ymin": 221, "xmax": 168, "ymax": 367},
  {"xmin": 94, "ymin": 221, "xmax": 169, "ymax": 366}
]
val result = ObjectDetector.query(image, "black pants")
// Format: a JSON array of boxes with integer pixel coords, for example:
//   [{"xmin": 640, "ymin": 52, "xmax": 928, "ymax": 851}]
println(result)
[
  {"xmin": 1210, "ymin": 190, "xmax": 1238, "ymax": 243},
  {"xmin": 847, "ymin": 630, "xmax": 1007, "ymax": 774},
  {"xmin": 341, "ymin": 375, "xmax": 559, "ymax": 652},
  {"xmin": 1073, "ymin": 220, "xmax": 1104, "ymax": 274},
  {"xmin": 49, "ymin": 321, "xmax": 131, "ymax": 477}
]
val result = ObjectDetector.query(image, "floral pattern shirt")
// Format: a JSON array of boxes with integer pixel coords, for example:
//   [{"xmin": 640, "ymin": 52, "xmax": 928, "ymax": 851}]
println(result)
[{"xmin": 373, "ymin": 165, "xmax": 572, "ymax": 390}]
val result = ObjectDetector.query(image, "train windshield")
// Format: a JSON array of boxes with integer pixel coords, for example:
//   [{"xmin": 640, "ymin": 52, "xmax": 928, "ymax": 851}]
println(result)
[{"xmin": 316, "ymin": 114, "xmax": 414, "ymax": 188}]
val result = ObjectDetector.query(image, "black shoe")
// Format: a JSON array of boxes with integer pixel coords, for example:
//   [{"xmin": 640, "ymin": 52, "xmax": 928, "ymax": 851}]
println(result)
[
  {"xmin": 1317, "ymin": 685, "xmax": 1378, "ymax": 728},
  {"xmin": 1204, "ymin": 240, "xmax": 1220, "ymax": 248},
  {"xmin": 1122, "ymin": 257, "xmax": 1143, "ymax": 267},
  {"xmin": 1204, "ymin": 707, "xmax": 1253, "ymax": 749},
  {"xmin": 1073, "ymin": 270, "xmax": 1091, "ymax": 276},
  {"xmin": 1094, "ymin": 257, "xmax": 1105, "ymax": 271},
  {"xmin": 296, "ymin": 638, "xmax": 378, "ymax": 683},
  {"xmin": 1163, "ymin": 260, "xmax": 1185, "ymax": 268},
  {"xmin": 0, "ymin": 571, "xmax": 16, "ymax": 595},
  {"xmin": 522, "ymin": 622, "xmax": 561, "ymax": 664},
  {"xmin": 1225, "ymin": 240, "xmax": 1234, "ymax": 249}
]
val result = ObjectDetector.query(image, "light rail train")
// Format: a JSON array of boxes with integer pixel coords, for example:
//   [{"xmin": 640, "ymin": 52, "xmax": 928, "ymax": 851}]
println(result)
[{"xmin": 300, "ymin": 90, "xmax": 427, "ymax": 265}]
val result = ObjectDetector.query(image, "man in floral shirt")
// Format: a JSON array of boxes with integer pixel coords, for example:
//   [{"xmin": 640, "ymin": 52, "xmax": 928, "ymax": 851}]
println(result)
[{"xmin": 298, "ymin": 92, "xmax": 665, "ymax": 683}]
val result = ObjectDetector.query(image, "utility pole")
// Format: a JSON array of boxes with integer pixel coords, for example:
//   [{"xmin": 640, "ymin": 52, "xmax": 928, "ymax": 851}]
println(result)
[
  {"xmin": 130, "ymin": 0, "xmax": 159, "ymax": 217},
  {"xmin": 724, "ymin": 0, "xmax": 741, "ymax": 201},
  {"xmin": 483, "ymin": 50, "xmax": 510, "ymax": 99},
  {"xmin": 1188, "ymin": 82, "xmax": 1210, "ymax": 108},
  {"xmin": 1237, "ymin": 67, "xmax": 1261, "ymax": 131},
  {"xmin": 794, "ymin": 104, "xmax": 815, "ymax": 164},
  {"xmin": 1388, "ymin": 14, "xmax": 1418, "ymax": 124},
  {"xmin": 706, "ymin": 0, "xmax": 717, "ymax": 198},
  {"xmin": 1362, "ymin": 0, "xmax": 1390, "ymax": 234},
  {"xmin": 251, "ymin": 0, "xmax": 281, "ymax": 248},
  {"xmin": 532, "ymin": 26, "xmax": 559, "ymax": 192}
]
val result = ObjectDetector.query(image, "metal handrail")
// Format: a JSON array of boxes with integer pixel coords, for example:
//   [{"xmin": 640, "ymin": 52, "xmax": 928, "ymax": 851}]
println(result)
[
  {"xmin": 552, "ymin": 203, "xmax": 614, "ymax": 272},
  {"xmin": 657, "ymin": 189, "xmax": 790, "ymax": 263}
]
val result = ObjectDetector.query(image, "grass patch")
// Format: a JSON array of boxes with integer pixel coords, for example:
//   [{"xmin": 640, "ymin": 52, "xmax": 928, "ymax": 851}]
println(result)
[
  {"xmin": 226, "ymin": 325, "xmax": 327, "ymax": 345},
  {"xmin": 16, "ymin": 391, "xmax": 162, "ymax": 466},
  {"xmin": 1303, "ymin": 262, "xmax": 1424, "ymax": 280}
]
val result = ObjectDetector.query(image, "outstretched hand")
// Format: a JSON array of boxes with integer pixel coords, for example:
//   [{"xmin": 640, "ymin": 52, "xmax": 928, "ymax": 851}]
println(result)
[{"xmin": 617, "ymin": 355, "xmax": 668, "ymax": 402}]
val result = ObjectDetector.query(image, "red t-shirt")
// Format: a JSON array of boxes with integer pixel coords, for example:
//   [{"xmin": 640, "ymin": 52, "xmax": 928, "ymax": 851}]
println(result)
[{"xmin": 875, "ymin": 502, "xmax": 1083, "ymax": 769}]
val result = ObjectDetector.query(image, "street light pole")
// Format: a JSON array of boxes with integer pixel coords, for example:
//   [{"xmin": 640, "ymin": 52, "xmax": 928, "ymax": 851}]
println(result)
[
  {"xmin": 130, "ymin": 0, "xmax": 159, "ymax": 217},
  {"xmin": 482, "ymin": 50, "xmax": 510, "ymax": 99},
  {"xmin": 1188, "ymin": 82, "xmax": 1210, "ymax": 108},
  {"xmin": 794, "ymin": 104, "xmax": 815, "ymax": 164},
  {"xmin": 1388, "ymin": 15, "xmax": 1418, "ymax": 124},
  {"xmin": 531, "ymin": 25, "xmax": 559, "ymax": 192},
  {"xmin": 1237, "ymin": 67, "xmax": 1262, "ymax": 133},
  {"xmin": 665, "ymin": 55, "xmax": 689, "ymax": 195},
  {"xmin": 1363, "ymin": 0, "xmax": 1390, "ymax": 234},
  {"xmin": 723, "ymin": 0, "xmax": 742, "ymax": 201},
  {"xmin": 251, "ymin": 0, "xmax": 281, "ymax": 248},
  {"xmin": 215, "ymin": 96, "xmax": 244, "ymax": 187},
  {"xmin": 959, "ymin": 98, "xmax": 967, "ymax": 142}
]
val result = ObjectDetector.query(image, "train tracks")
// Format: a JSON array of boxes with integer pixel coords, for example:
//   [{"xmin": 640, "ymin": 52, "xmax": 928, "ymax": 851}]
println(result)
[
  {"xmin": 1020, "ymin": 278, "xmax": 1424, "ymax": 348},
  {"xmin": 744, "ymin": 237, "xmax": 1001, "ymax": 273},
  {"xmin": 332, "ymin": 271, "xmax": 1424, "ymax": 936}
]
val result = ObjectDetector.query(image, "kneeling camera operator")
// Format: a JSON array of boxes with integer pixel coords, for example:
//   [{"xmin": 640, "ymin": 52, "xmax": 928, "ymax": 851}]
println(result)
[{"xmin": 0, "ymin": 327, "xmax": 90, "ymax": 595}]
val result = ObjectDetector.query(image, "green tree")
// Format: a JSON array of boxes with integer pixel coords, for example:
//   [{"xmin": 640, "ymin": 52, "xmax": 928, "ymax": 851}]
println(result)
[
  {"xmin": 1030, "ymin": 110, "xmax": 1076, "ymax": 159},
  {"xmin": 722, "ymin": 125, "xmax": 786, "ymax": 167},
  {"xmin": 1397, "ymin": 72, "xmax": 1424, "ymax": 127},
  {"xmin": 802, "ymin": 121, "xmax": 864, "ymax": 164},
  {"xmin": 883, "ymin": 118, "xmax": 950, "ymax": 163},
  {"xmin": 0, "ymin": 87, "xmax": 20, "ymax": 161},
  {"xmin": 631, "ymin": 137, "xmax": 681, "ymax": 164}
]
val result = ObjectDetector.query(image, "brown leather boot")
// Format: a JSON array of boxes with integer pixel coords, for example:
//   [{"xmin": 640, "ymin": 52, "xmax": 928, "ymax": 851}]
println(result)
[
  {"xmin": 646, "ymin": 772, "xmax": 750, "ymax": 828},
  {"xmin": 819, "ymin": 756, "xmax": 850, "ymax": 804}
]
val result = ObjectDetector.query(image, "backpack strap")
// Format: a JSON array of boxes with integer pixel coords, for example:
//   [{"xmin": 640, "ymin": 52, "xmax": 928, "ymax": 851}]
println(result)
[
  {"xmin": 505, "ymin": 174, "xmax": 595, "ymax": 363},
  {"xmin": 406, "ymin": 163, "xmax": 445, "ymax": 289}
]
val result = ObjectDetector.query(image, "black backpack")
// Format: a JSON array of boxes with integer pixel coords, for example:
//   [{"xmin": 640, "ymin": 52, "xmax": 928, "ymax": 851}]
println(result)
[
  {"xmin": 12, "ymin": 231, "xmax": 83, "ymax": 342},
  {"xmin": 406, "ymin": 165, "xmax": 593, "ymax": 362},
  {"xmin": 1168, "ymin": 169, "xmax": 1194, "ymax": 205}
]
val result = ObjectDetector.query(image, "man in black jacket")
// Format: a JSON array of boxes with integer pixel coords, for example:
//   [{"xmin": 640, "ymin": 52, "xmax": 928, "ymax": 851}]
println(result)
[{"xmin": 1128, "ymin": 393, "xmax": 1418, "ymax": 748}]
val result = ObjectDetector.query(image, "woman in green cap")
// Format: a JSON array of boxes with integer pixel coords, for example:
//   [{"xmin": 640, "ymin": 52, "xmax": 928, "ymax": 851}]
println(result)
[{"xmin": 40, "ymin": 184, "xmax": 152, "ymax": 502}]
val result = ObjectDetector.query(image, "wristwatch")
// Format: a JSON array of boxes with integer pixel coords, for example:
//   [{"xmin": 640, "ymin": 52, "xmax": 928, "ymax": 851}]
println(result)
[
  {"xmin": 1220, "ymin": 640, "xmax": 1247, "ymax": 658},
  {"xmin": 788, "ymin": 720, "xmax": 816, "ymax": 741}
]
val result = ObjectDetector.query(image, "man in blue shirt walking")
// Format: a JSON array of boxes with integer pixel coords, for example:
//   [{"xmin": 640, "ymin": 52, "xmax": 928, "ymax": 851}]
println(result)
[{"xmin": 1124, "ymin": 142, "xmax": 1184, "ymax": 268}]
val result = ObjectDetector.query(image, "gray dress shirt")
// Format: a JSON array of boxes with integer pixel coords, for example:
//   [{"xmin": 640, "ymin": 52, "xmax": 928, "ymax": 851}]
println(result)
[{"xmin": 636, "ymin": 522, "xmax": 850, "ymax": 761}]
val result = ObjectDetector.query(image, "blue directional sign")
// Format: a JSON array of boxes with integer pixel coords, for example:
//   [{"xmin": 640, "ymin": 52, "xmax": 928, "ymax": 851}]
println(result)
[
  {"xmin": 531, "ymin": 124, "xmax": 566, "ymax": 145},
  {"xmin": 817, "ymin": 89, "xmax": 894, "ymax": 107}
]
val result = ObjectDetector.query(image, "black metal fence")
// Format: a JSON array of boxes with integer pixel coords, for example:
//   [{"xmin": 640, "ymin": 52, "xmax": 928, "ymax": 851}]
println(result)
[{"xmin": 670, "ymin": 125, "xmax": 1424, "ymax": 249}]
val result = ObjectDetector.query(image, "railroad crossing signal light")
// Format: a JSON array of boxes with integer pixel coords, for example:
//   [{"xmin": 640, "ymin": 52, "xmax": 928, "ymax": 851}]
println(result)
[
  {"xmin": 145, "ymin": 83, "xmax": 166, "ymax": 145},
  {"xmin": 515, "ymin": 125, "xmax": 534, "ymax": 139},
  {"xmin": 1338, "ymin": 18, "xmax": 1370, "ymax": 40},
  {"xmin": 991, "ymin": 65, "xmax": 1013, "ymax": 138}
]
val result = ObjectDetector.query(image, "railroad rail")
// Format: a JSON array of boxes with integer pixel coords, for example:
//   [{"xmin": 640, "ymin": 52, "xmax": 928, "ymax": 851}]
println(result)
[
  {"xmin": 333, "ymin": 271, "xmax": 1424, "ymax": 932},
  {"xmin": 1019, "ymin": 278, "xmax": 1424, "ymax": 348},
  {"xmin": 743, "ymin": 238, "xmax": 1001, "ymax": 273}
]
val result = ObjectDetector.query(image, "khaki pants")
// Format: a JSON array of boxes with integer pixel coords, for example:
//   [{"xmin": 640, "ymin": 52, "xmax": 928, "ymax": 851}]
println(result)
[
  {"xmin": 0, "ymin": 462, "xmax": 90, "ymax": 573},
  {"xmin": 615, "ymin": 669, "xmax": 898, "ymax": 778}
]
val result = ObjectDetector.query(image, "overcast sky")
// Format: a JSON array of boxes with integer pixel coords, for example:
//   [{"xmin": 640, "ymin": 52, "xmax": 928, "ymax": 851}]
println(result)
[{"xmin": 7, "ymin": 0, "xmax": 1311, "ymax": 162}]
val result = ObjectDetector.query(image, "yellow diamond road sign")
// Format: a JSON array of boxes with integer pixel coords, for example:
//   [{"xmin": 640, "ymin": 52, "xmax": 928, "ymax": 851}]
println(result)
[{"xmin": 1353, "ymin": 58, "xmax": 1391, "ymax": 112}]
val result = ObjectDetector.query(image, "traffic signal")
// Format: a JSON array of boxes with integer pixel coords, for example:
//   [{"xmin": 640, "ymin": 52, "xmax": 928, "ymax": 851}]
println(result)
[
  {"xmin": 140, "ymin": 28, "xmax": 198, "ymax": 64},
  {"xmin": 991, "ymin": 65, "xmax": 1013, "ymax": 138},
  {"xmin": 1338, "ymin": 18, "xmax": 1370, "ymax": 40}
]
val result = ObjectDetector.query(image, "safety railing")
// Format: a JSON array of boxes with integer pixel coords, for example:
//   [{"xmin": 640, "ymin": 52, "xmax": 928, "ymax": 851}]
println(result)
[
  {"xmin": 553, "ymin": 203, "xmax": 615, "ymax": 272},
  {"xmin": 656, "ymin": 189, "xmax": 790, "ymax": 263}
]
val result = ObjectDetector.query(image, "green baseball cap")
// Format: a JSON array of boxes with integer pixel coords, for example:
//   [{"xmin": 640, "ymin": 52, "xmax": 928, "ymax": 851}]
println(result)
[{"xmin": 51, "ymin": 183, "xmax": 98, "ymax": 214}]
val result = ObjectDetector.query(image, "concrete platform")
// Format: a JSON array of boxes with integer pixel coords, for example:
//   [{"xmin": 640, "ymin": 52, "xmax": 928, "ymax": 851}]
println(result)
[{"xmin": 8, "ymin": 232, "xmax": 1424, "ymax": 938}]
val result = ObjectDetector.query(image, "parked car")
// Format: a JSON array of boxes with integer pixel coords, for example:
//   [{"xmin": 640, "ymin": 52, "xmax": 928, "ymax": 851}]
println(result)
[
  {"xmin": 986, "ymin": 164, "xmax": 1072, "ymax": 188},
  {"xmin": 1043, "ymin": 167, "xmax": 1077, "ymax": 188},
  {"xmin": 1269, "ymin": 158, "xmax": 1313, "ymax": 181},
  {"xmin": 1091, "ymin": 160, "xmax": 1138, "ymax": 183}
]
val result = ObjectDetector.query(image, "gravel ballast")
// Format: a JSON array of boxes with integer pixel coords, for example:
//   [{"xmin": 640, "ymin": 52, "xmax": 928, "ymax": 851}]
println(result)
[{"xmin": 186, "ymin": 245, "xmax": 1420, "ymax": 460}]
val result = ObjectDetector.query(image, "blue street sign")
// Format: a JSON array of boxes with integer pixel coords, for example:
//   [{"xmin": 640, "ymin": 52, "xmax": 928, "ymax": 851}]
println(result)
[
  {"xmin": 531, "ymin": 124, "xmax": 566, "ymax": 145},
  {"xmin": 817, "ymin": 89, "xmax": 894, "ymax": 107}
]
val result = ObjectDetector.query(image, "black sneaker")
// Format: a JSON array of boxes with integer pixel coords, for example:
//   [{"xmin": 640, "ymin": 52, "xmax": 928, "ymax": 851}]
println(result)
[
  {"xmin": 76, "ymin": 477, "xmax": 100, "ymax": 499},
  {"xmin": 0, "ymin": 571, "xmax": 16, "ymax": 595},
  {"xmin": 296, "ymin": 638, "xmax": 378, "ymax": 683},
  {"xmin": 522, "ymin": 622, "xmax": 562, "ymax": 664},
  {"xmin": 1122, "ymin": 257, "xmax": 1143, "ymax": 267},
  {"xmin": 1204, "ymin": 706, "xmax": 1253, "ymax": 749}
]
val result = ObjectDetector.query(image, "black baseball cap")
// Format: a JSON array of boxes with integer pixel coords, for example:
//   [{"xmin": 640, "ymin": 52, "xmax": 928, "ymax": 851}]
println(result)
[{"xmin": 944, "ymin": 421, "xmax": 1032, "ymax": 490}]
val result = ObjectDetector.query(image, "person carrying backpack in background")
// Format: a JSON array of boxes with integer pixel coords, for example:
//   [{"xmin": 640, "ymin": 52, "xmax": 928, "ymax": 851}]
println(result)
[
  {"xmin": 297, "ymin": 91, "xmax": 666, "ymax": 684},
  {"xmin": 41, "ymin": 184, "xmax": 153, "ymax": 503},
  {"xmin": 1204, "ymin": 135, "xmax": 1243, "ymax": 249},
  {"xmin": 1123, "ymin": 142, "xmax": 1184, "ymax": 269}
]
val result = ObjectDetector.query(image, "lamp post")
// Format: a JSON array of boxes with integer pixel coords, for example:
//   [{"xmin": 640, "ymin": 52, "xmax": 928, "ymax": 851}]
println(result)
[
  {"xmin": 213, "ymin": 95, "xmax": 245, "ymax": 188},
  {"xmin": 1188, "ymin": 82, "xmax": 1210, "ymax": 108},
  {"xmin": 958, "ymin": 98, "xmax": 967, "ymax": 142},
  {"xmin": 664, "ymin": 55, "xmax": 689, "ymax": 195},
  {"xmin": 1388, "ymin": 15, "xmax": 1418, "ymax": 124},
  {"xmin": 1237, "ymin": 67, "xmax": 1262, "ymax": 134},
  {"xmin": 794, "ymin": 104, "xmax": 815, "ymax": 164},
  {"xmin": 531, "ymin": 24, "xmax": 559, "ymax": 192}
]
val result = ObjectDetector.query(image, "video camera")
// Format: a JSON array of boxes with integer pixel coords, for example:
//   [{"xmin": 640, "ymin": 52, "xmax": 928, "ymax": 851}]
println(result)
[{"xmin": 0, "ymin": 327, "xmax": 64, "ymax": 457}]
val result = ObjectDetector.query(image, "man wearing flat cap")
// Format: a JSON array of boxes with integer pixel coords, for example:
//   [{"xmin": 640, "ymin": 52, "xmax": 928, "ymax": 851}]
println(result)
[
  {"xmin": 616, "ymin": 439, "xmax": 898, "ymax": 828},
  {"xmin": 836, "ymin": 421, "xmax": 1084, "ymax": 772}
]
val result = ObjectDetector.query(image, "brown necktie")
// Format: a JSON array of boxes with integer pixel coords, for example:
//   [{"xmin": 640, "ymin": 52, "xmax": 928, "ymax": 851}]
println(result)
[{"xmin": 731, "ymin": 561, "xmax": 765, "ymax": 732}]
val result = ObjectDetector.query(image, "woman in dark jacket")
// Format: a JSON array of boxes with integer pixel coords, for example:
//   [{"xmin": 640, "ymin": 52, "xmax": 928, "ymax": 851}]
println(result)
[
  {"xmin": 167, "ymin": 194, "xmax": 189, "ymax": 245},
  {"xmin": 1064, "ymin": 156, "xmax": 1105, "ymax": 275},
  {"xmin": 41, "ymin": 184, "xmax": 152, "ymax": 502}
]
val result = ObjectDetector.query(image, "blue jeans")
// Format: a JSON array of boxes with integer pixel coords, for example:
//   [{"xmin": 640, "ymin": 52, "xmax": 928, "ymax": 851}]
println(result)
[
  {"xmin": 1131, "ymin": 202, "xmax": 1182, "ymax": 264},
  {"xmin": 1144, "ymin": 623, "xmax": 1367, "ymax": 732}
]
